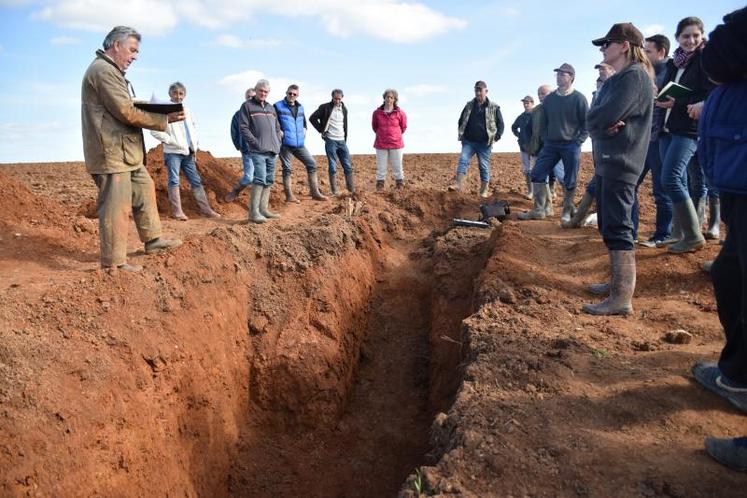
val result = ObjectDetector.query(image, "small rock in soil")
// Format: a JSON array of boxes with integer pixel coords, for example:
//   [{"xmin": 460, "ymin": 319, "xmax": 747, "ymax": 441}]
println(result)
[{"xmin": 663, "ymin": 329, "xmax": 692, "ymax": 344}]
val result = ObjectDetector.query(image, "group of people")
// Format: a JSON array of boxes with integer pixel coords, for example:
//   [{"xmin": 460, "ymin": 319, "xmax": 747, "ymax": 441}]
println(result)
[{"xmin": 82, "ymin": 11, "xmax": 746, "ymax": 471}]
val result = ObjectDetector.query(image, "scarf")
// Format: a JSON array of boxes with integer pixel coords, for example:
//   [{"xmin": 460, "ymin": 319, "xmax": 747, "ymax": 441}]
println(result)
[{"xmin": 673, "ymin": 40, "xmax": 706, "ymax": 69}]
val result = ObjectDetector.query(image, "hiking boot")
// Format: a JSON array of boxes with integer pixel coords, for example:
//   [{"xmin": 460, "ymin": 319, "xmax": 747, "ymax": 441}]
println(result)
[
  {"xmin": 168, "ymin": 186, "xmax": 188, "ymax": 221},
  {"xmin": 395, "ymin": 179, "xmax": 404, "ymax": 190},
  {"xmin": 448, "ymin": 172, "xmax": 466, "ymax": 192},
  {"xmin": 308, "ymin": 171, "xmax": 327, "ymax": 201},
  {"xmin": 145, "ymin": 237, "xmax": 183, "ymax": 254},
  {"xmin": 259, "ymin": 186, "xmax": 281, "ymax": 219},
  {"xmin": 193, "ymin": 186, "xmax": 221, "ymax": 218},
  {"xmin": 249, "ymin": 184, "xmax": 266, "ymax": 224},
  {"xmin": 668, "ymin": 199, "xmax": 705, "ymax": 253},
  {"xmin": 562, "ymin": 191, "xmax": 593, "ymax": 228},
  {"xmin": 518, "ymin": 182, "xmax": 548, "ymax": 220},
  {"xmin": 376, "ymin": 180, "xmax": 385, "ymax": 192},
  {"xmin": 582, "ymin": 250, "xmax": 635, "ymax": 316},
  {"xmin": 705, "ymin": 437, "xmax": 747, "ymax": 472}
]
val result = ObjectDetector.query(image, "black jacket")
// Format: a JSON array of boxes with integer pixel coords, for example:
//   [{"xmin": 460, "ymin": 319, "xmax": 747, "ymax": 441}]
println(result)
[
  {"xmin": 511, "ymin": 111, "xmax": 533, "ymax": 152},
  {"xmin": 309, "ymin": 101, "xmax": 348, "ymax": 141},
  {"xmin": 660, "ymin": 50, "xmax": 715, "ymax": 138}
]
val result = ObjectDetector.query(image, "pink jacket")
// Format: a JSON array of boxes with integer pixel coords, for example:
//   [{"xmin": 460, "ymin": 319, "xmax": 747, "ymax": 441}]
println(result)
[{"xmin": 372, "ymin": 106, "xmax": 407, "ymax": 149}]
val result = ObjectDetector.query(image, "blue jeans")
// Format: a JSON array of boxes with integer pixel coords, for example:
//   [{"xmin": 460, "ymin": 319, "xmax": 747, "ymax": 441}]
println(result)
[
  {"xmin": 633, "ymin": 140, "xmax": 672, "ymax": 241},
  {"xmin": 531, "ymin": 140, "xmax": 581, "ymax": 190},
  {"xmin": 280, "ymin": 145, "xmax": 317, "ymax": 176},
  {"xmin": 456, "ymin": 140, "xmax": 492, "ymax": 182},
  {"xmin": 324, "ymin": 139, "xmax": 353, "ymax": 175},
  {"xmin": 164, "ymin": 152, "xmax": 202, "ymax": 189},
  {"xmin": 551, "ymin": 161, "xmax": 565, "ymax": 184},
  {"xmin": 688, "ymin": 155, "xmax": 719, "ymax": 200},
  {"xmin": 249, "ymin": 152, "xmax": 277, "ymax": 186},
  {"xmin": 659, "ymin": 133, "xmax": 697, "ymax": 204},
  {"xmin": 238, "ymin": 152, "xmax": 254, "ymax": 187}
]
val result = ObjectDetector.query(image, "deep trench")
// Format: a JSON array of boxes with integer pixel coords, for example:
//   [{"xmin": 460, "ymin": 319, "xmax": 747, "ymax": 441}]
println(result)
[{"xmin": 226, "ymin": 216, "xmax": 494, "ymax": 497}]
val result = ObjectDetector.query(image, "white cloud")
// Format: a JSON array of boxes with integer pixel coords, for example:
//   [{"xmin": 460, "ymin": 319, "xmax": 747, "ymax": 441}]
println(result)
[
  {"xmin": 32, "ymin": 0, "xmax": 179, "ymax": 34},
  {"xmin": 404, "ymin": 84, "xmax": 448, "ymax": 97},
  {"xmin": 211, "ymin": 34, "xmax": 285, "ymax": 49},
  {"xmin": 499, "ymin": 6, "xmax": 520, "ymax": 17},
  {"xmin": 26, "ymin": 0, "xmax": 465, "ymax": 42},
  {"xmin": 50, "ymin": 35, "xmax": 80, "ymax": 45},
  {"xmin": 642, "ymin": 24, "xmax": 667, "ymax": 37}
]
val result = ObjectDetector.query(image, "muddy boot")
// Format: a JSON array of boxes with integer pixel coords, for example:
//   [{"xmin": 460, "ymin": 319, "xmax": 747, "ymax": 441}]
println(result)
[
  {"xmin": 193, "ymin": 186, "xmax": 221, "ymax": 218},
  {"xmin": 224, "ymin": 184, "xmax": 247, "ymax": 203},
  {"xmin": 560, "ymin": 188, "xmax": 577, "ymax": 225},
  {"xmin": 587, "ymin": 282, "xmax": 611, "ymax": 295},
  {"xmin": 562, "ymin": 191, "xmax": 593, "ymax": 228},
  {"xmin": 395, "ymin": 179, "xmax": 404, "ymax": 190},
  {"xmin": 345, "ymin": 172, "xmax": 355, "ymax": 194},
  {"xmin": 705, "ymin": 197, "xmax": 720, "ymax": 240},
  {"xmin": 249, "ymin": 185, "xmax": 266, "ymax": 224},
  {"xmin": 524, "ymin": 173, "xmax": 533, "ymax": 199},
  {"xmin": 702, "ymin": 260, "xmax": 714, "ymax": 273},
  {"xmin": 376, "ymin": 180, "xmax": 385, "ymax": 192},
  {"xmin": 544, "ymin": 184, "xmax": 555, "ymax": 216},
  {"xmin": 518, "ymin": 182, "xmax": 548, "ymax": 220},
  {"xmin": 308, "ymin": 171, "xmax": 327, "ymax": 201},
  {"xmin": 668, "ymin": 199, "xmax": 706, "ymax": 253},
  {"xmin": 168, "ymin": 186, "xmax": 188, "ymax": 221},
  {"xmin": 695, "ymin": 196, "xmax": 706, "ymax": 228},
  {"xmin": 329, "ymin": 173, "xmax": 339, "ymax": 196},
  {"xmin": 259, "ymin": 186, "xmax": 281, "ymax": 219},
  {"xmin": 282, "ymin": 174, "xmax": 300, "ymax": 204},
  {"xmin": 480, "ymin": 180, "xmax": 490, "ymax": 199},
  {"xmin": 582, "ymin": 250, "xmax": 635, "ymax": 316},
  {"xmin": 448, "ymin": 172, "xmax": 466, "ymax": 192},
  {"xmin": 145, "ymin": 237, "xmax": 183, "ymax": 254}
]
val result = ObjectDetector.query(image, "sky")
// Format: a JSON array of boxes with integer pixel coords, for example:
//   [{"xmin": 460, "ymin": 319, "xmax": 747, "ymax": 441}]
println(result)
[{"xmin": 0, "ymin": 0, "xmax": 740, "ymax": 163}]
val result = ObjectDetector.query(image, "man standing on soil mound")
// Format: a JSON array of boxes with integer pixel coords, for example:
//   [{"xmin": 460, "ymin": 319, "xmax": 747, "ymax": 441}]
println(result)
[
  {"xmin": 81, "ymin": 26, "xmax": 183, "ymax": 273},
  {"xmin": 275, "ymin": 84, "xmax": 328, "ymax": 203},
  {"xmin": 448, "ymin": 80, "xmax": 504, "ymax": 198},
  {"xmin": 239, "ymin": 79, "xmax": 283, "ymax": 224}
]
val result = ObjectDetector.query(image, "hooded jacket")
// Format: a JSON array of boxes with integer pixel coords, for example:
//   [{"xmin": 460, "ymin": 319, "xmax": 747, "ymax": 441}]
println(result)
[{"xmin": 81, "ymin": 50, "xmax": 167, "ymax": 174}]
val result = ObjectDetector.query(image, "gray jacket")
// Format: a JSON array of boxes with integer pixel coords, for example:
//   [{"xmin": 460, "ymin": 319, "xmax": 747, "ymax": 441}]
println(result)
[
  {"xmin": 239, "ymin": 97, "xmax": 282, "ymax": 154},
  {"xmin": 587, "ymin": 62, "xmax": 654, "ymax": 185}
]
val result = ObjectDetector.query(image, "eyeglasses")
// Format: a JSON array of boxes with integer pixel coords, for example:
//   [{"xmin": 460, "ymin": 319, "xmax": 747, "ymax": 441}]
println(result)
[{"xmin": 287, "ymin": 92, "xmax": 298, "ymax": 96}]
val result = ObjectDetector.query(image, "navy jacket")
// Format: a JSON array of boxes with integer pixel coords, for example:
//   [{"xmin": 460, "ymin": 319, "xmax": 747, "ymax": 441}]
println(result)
[
  {"xmin": 274, "ymin": 99, "xmax": 307, "ymax": 148},
  {"xmin": 699, "ymin": 81, "xmax": 747, "ymax": 195},
  {"xmin": 230, "ymin": 109, "xmax": 249, "ymax": 154},
  {"xmin": 511, "ymin": 111, "xmax": 533, "ymax": 152}
]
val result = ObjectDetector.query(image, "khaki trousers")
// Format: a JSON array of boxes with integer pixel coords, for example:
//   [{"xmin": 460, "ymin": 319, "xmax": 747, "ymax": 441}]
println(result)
[{"xmin": 92, "ymin": 166, "xmax": 162, "ymax": 267}]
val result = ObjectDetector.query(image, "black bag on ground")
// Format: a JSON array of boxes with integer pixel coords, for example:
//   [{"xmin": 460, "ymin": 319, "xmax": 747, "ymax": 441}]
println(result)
[{"xmin": 479, "ymin": 200, "xmax": 510, "ymax": 222}]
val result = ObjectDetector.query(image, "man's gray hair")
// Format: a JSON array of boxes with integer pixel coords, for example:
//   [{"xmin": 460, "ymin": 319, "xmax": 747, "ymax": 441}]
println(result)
[
  {"xmin": 331, "ymin": 88, "xmax": 344, "ymax": 98},
  {"xmin": 169, "ymin": 81, "xmax": 186, "ymax": 93},
  {"xmin": 255, "ymin": 79, "xmax": 271, "ymax": 90},
  {"xmin": 103, "ymin": 26, "xmax": 141, "ymax": 50}
]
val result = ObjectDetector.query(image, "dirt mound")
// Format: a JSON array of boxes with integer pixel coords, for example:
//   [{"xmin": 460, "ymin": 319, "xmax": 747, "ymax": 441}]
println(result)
[{"xmin": 0, "ymin": 170, "xmax": 67, "ymax": 228}]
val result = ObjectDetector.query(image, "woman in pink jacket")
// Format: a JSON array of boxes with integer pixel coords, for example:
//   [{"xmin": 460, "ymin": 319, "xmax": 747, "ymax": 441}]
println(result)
[{"xmin": 372, "ymin": 89, "xmax": 407, "ymax": 191}]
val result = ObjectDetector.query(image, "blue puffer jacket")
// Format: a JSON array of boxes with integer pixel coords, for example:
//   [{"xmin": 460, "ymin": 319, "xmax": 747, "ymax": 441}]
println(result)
[
  {"xmin": 699, "ymin": 81, "xmax": 747, "ymax": 195},
  {"xmin": 274, "ymin": 99, "xmax": 306, "ymax": 148}
]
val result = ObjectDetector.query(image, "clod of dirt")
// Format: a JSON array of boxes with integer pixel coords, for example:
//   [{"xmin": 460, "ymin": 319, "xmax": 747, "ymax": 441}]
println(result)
[{"xmin": 664, "ymin": 329, "xmax": 693, "ymax": 344}]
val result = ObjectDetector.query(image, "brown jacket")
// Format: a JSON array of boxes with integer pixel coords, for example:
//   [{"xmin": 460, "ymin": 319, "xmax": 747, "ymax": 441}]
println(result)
[{"xmin": 81, "ymin": 50, "xmax": 167, "ymax": 174}]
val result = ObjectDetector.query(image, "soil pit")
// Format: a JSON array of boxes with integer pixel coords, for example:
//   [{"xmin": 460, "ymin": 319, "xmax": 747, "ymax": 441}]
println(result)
[{"xmin": 1, "ymin": 152, "xmax": 743, "ymax": 497}]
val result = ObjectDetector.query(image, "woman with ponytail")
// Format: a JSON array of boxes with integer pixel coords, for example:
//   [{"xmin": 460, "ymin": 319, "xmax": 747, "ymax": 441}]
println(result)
[{"xmin": 582, "ymin": 22, "xmax": 654, "ymax": 316}]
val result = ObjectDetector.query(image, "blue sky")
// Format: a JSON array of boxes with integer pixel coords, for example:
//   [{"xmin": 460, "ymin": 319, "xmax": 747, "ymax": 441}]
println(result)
[{"xmin": 0, "ymin": 0, "xmax": 740, "ymax": 163}]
